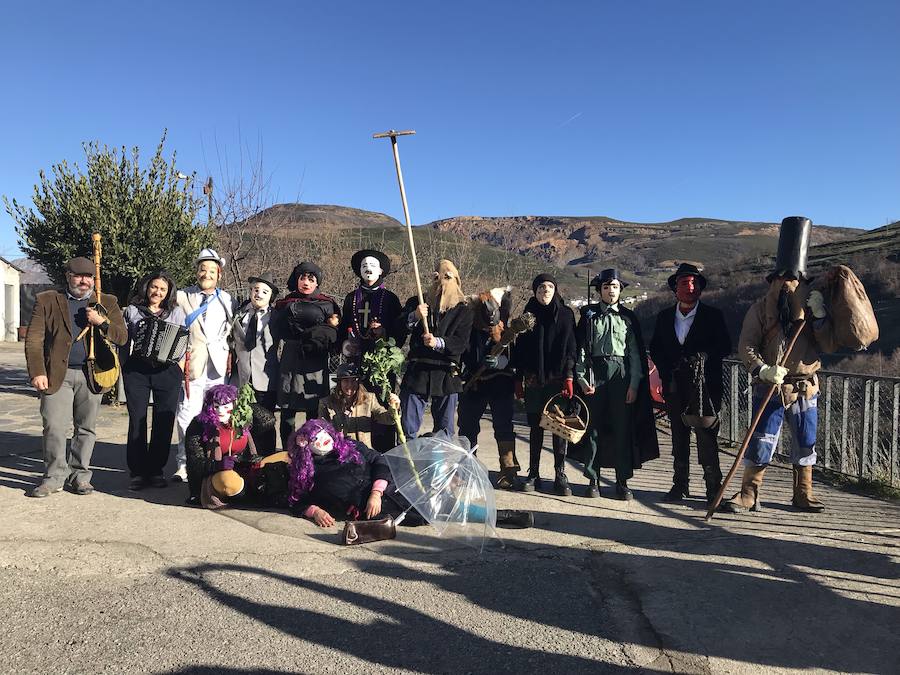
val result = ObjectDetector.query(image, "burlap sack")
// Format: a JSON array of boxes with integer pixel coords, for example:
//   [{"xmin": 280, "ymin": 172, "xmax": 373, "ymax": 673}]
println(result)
[{"xmin": 823, "ymin": 265, "xmax": 879, "ymax": 350}]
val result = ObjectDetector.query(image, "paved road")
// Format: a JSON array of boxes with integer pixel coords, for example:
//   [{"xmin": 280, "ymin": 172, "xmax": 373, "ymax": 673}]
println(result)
[{"xmin": 0, "ymin": 343, "xmax": 897, "ymax": 674}]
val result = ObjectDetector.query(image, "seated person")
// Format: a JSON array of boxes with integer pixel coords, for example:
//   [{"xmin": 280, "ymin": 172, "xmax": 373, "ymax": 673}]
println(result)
[
  {"xmin": 317, "ymin": 363, "xmax": 400, "ymax": 450},
  {"xmin": 183, "ymin": 383, "xmax": 277, "ymax": 508}
]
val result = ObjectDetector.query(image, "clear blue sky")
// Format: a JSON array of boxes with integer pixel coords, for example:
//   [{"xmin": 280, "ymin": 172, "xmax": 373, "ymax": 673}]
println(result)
[{"xmin": 1, "ymin": 0, "xmax": 898, "ymax": 257}]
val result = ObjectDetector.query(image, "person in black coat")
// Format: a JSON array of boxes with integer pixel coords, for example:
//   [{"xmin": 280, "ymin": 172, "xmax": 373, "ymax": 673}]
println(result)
[
  {"xmin": 273, "ymin": 261, "xmax": 341, "ymax": 449},
  {"xmin": 511, "ymin": 274, "xmax": 578, "ymax": 495},
  {"xmin": 396, "ymin": 259, "xmax": 473, "ymax": 439},
  {"xmin": 649, "ymin": 263, "xmax": 733, "ymax": 505}
]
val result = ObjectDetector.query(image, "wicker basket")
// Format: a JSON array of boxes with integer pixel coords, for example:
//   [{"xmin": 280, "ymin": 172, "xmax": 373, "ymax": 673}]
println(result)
[{"xmin": 539, "ymin": 394, "xmax": 590, "ymax": 443}]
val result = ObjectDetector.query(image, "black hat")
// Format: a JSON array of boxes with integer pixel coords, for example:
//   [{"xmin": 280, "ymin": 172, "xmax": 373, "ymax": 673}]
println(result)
[
  {"xmin": 247, "ymin": 271, "xmax": 280, "ymax": 297},
  {"xmin": 531, "ymin": 273, "xmax": 558, "ymax": 293},
  {"xmin": 64, "ymin": 257, "xmax": 94, "ymax": 276},
  {"xmin": 287, "ymin": 261, "xmax": 324, "ymax": 291},
  {"xmin": 336, "ymin": 363, "xmax": 361, "ymax": 380},
  {"xmin": 350, "ymin": 249, "xmax": 391, "ymax": 278},
  {"xmin": 590, "ymin": 268, "xmax": 629, "ymax": 289},
  {"xmin": 767, "ymin": 216, "xmax": 812, "ymax": 282},
  {"xmin": 667, "ymin": 263, "xmax": 708, "ymax": 292}
]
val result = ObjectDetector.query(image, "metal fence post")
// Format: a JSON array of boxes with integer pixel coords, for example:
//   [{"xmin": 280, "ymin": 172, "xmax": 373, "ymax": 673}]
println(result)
[
  {"xmin": 730, "ymin": 362, "xmax": 739, "ymax": 443},
  {"xmin": 892, "ymin": 383, "xmax": 899, "ymax": 486},
  {"xmin": 840, "ymin": 378, "xmax": 849, "ymax": 475},
  {"xmin": 861, "ymin": 380, "xmax": 872, "ymax": 480},
  {"xmin": 824, "ymin": 375, "xmax": 832, "ymax": 470}
]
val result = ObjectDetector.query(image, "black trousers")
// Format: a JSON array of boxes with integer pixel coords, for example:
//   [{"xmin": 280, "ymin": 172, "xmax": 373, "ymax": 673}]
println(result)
[
  {"xmin": 123, "ymin": 359, "xmax": 182, "ymax": 478},
  {"xmin": 253, "ymin": 389, "xmax": 278, "ymax": 455},
  {"xmin": 665, "ymin": 389, "xmax": 721, "ymax": 482}
]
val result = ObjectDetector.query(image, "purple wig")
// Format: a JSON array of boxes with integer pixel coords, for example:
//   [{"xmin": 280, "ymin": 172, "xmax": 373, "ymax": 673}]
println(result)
[
  {"xmin": 198, "ymin": 384, "xmax": 240, "ymax": 443},
  {"xmin": 287, "ymin": 418, "xmax": 363, "ymax": 504}
]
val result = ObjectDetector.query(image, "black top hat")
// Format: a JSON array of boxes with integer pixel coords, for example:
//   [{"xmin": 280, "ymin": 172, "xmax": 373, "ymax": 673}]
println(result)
[
  {"xmin": 336, "ymin": 362, "xmax": 361, "ymax": 380},
  {"xmin": 667, "ymin": 263, "xmax": 708, "ymax": 292},
  {"xmin": 767, "ymin": 216, "xmax": 812, "ymax": 282},
  {"xmin": 350, "ymin": 250, "xmax": 391, "ymax": 279},
  {"xmin": 247, "ymin": 271, "xmax": 280, "ymax": 297},
  {"xmin": 590, "ymin": 268, "xmax": 629, "ymax": 289}
]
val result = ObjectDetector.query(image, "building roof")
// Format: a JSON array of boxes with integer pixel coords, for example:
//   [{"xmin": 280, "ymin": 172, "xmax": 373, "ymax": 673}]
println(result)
[{"xmin": 0, "ymin": 255, "xmax": 24, "ymax": 274}]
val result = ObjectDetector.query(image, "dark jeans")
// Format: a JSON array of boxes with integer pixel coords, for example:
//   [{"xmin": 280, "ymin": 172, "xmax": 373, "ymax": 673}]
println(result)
[
  {"xmin": 400, "ymin": 388, "xmax": 458, "ymax": 439},
  {"xmin": 280, "ymin": 405, "xmax": 316, "ymax": 451},
  {"xmin": 458, "ymin": 390, "xmax": 515, "ymax": 451},
  {"xmin": 665, "ymin": 389, "xmax": 721, "ymax": 482},
  {"xmin": 123, "ymin": 359, "xmax": 182, "ymax": 478},
  {"xmin": 253, "ymin": 389, "xmax": 278, "ymax": 455}
]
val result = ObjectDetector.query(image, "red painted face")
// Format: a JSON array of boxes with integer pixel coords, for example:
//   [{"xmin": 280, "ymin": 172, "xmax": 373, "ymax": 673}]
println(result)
[{"xmin": 675, "ymin": 275, "xmax": 701, "ymax": 305}]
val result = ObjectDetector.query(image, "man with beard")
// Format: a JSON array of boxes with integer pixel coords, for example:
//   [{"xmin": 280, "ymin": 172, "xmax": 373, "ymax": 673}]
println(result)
[
  {"xmin": 230, "ymin": 272, "xmax": 280, "ymax": 455},
  {"xmin": 650, "ymin": 263, "xmax": 732, "ymax": 506},
  {"xmin": 173, "ymin": 248, "xmax": 235, "ymax": 482},
  {"xmin": 512, "ymin": 274, "xmax": 577, "ymax": 495},
  {"xmin": 723, "ymin": 217, "xmax": 837, "ymax": 514},
  {"xmin": 25, "ymin": 256, "xmax": 128, "ymax": 497},
  {"xmin": 338, "ymin": 249, "xmax": 404, "ymax": 451},
  {"xmin": 576, "ymin": 269, "xmax": 659, "ymax": 500},
  {"xmin": 273, "ymin": 261, "xmax": 341, "ymax": 448},
  {"xmin": 397, "ymin": 259, "xmax": 473, "ymax": 439}
]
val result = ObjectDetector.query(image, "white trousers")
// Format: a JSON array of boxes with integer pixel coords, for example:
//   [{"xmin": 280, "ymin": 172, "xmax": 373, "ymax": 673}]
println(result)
[{"xmin": 174, "ymin": 363, "xmax": 225, "ymax": 466}]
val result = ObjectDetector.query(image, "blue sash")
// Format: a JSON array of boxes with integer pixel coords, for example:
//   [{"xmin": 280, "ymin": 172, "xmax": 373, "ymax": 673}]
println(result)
[{"xmin": 184, "ymin": 289, "xmax": 220, "ymax": 328}]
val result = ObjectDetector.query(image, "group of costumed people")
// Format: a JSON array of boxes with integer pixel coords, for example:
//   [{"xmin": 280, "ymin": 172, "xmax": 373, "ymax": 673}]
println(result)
[{"xmin": 28, "ymin": 214, "xmax": 874, "ymax": 545}]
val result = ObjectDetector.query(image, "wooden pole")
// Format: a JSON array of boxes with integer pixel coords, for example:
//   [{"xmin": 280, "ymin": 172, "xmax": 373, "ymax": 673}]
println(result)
[
  {"xmin": 373, "ymin": 129, "xmax": 429, "ymax": 333},
  {"xmin": 705, "ymin": 319, "xmax": 807, "ymax": 521}
]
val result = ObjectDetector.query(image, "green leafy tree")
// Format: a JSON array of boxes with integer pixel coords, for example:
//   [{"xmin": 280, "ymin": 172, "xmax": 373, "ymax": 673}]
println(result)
[{"xmin": 5, "ymin": 130, "xmax": 212, "ymax": 303}]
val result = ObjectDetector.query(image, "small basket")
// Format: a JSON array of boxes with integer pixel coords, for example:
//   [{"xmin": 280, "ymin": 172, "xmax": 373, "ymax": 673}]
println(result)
[{"xmin": 539, "ymin": 393, "xmax": 590, "ymax": 444}]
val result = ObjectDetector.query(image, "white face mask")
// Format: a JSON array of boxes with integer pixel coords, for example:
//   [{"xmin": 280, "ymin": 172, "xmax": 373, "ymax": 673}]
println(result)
[
  {"xmin": 359, "ymin": 256, "xmax": 383, "ymax": 285},
  {"xmin": 310, "ymin": 430, "xmax": 334, "ymax": 456},
  {"xmin": 249, "ymin": 282, "xmax": 272, "ymax": 310},
  {"xmin": 601, "ymin": 281, "xmax": 621, "ymax": 305},
  {"xmin": 536, "ymin": 282, "xmax": 555, "ymax": 306},
  {"xmin": 216, "ymin": 402, "xmax": 234, "ymax": 425}
]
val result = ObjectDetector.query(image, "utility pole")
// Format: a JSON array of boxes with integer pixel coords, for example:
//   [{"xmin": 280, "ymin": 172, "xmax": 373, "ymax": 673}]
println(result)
[{"xmin": 203, "ymin": 177, "xmax": 214, "ymax": 225}]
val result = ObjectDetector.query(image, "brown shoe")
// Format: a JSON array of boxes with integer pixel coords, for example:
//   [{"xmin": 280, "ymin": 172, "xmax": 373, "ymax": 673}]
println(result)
[
  {"xmin": 791, "ymin": 465, "xmax": 825, "ymax": 512},
  {"xmin": 721, "ymin": 465, "xmax": 766, "ymax": 513},
  {"xmin": 71, "ymin": 481, "xmax": 94, "ymax": 495}
]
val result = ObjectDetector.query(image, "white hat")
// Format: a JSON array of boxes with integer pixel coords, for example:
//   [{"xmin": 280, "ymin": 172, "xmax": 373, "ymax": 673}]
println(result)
[{"xmin": 196, "ymin": 248, "xmax": 224, "ymax": 267}]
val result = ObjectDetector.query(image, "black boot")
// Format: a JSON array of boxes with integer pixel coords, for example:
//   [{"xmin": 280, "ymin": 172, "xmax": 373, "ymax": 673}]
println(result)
[
  {"xmin": 703, "ymin": 464, "xmax": 723, "ymax": 507},
  {"xmin": 585, "ymin": 478, "xmax": 600, "ymax": 499},
  {"xmin": 496, "ymin": 510, "xmax": 534, "ymax": 529},
  {"xmin": 552, "ymin": 436, "xmax": 572, "ymax": 496},
  {"xmin": 520, "ymin": 426, "xmax": 543, "ymax": 493},
  {"xmin": 615, "ymin": 480, "xmax": 633, "ymax": 501},
  {"xmin": 663, "ymin": 461, "xmax": 691, "ymax": 502}
]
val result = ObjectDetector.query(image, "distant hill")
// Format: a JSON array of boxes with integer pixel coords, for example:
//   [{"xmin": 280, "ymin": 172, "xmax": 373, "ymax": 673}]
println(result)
[{"xmin": 246, "ymin": 203, "xmax": 404, "ymax": 231}]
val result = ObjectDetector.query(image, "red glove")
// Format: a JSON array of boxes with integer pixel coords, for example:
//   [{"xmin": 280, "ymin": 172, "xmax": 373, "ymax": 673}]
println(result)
[
  {"xmin": 561, "ymin": 378, "xmax": 574, "ymax": 399},
  {"xmin": 514, "ymin": 379, "xmax": 525, "ymax": 400}
]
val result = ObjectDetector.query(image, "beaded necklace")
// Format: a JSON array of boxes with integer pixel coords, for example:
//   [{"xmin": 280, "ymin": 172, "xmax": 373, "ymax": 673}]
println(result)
[{"xmin": 351, "ymin": 283, "xmax": 386, "ymax": 337}]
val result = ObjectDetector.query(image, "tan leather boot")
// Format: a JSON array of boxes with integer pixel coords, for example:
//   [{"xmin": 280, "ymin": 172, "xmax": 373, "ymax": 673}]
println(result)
[
  {"xmin": 721, "ymin": 465, "xmax": 766, "ymax": 513},
  {"xmin": 792, "ymin": 465, "xmax": 825, "ymax": 512},
  {"xmin": 495, "ymin": 439, "xmax": 520, "ymax": 490}
]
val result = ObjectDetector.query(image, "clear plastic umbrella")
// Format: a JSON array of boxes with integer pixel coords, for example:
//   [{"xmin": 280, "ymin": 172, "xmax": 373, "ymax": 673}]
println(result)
[{"xmin": 384, "ymin": 431, "xmax": 499, "ymax": 551}]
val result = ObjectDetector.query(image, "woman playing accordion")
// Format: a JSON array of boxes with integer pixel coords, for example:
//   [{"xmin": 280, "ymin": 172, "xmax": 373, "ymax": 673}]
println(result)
[{"xmin": 122, "ymin": 271, "xmax": 187, "ymax": 490}]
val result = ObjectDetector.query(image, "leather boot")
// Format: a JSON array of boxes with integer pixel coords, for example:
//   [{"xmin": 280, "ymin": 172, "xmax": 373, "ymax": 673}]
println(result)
[
  {"xmin": 703, "ymin": 464, "xmax": 723, "ymax": 507},
  {"xmin": 495, "ymin": 439, "xmax": 521, "ymax": 490},
  {"xmin": 663, "ymin": 461, "xmax": 691, "ymax": 502},
  {"xmin": 520, "ymin": 428, "xmax": 543, "ymax": 492},
  {"xmin": 553, "ymin": 437, "xmax": 572, "ymax": 496},
  {"xmin": 721, "ymin": 465, "xmax": 766, "ymax": 513},
  {"xmin": 585, "ymin": 478, "xmax": 600, "ymax": 499},
  {"xmin": 792, "ymin": 465, "xmax": 825, "ymax": 512},
  {"xmin": 496, "ymin": 509, "xmax": 534, "ymax": 529}
]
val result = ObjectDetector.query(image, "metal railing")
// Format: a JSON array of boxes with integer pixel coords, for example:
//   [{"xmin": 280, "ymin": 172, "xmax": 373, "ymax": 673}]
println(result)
[{"xmin": 719, "ymin": 358, "xmax": 900, "ymax": 486}]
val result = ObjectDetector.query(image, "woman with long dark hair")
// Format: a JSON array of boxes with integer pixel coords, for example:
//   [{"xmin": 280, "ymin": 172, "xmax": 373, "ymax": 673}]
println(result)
[{"xmin": 122, "ymin": 270, "xmax": 186, "ymax": 490}]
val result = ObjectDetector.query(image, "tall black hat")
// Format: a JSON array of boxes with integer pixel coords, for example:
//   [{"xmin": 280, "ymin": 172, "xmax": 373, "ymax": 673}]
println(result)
[
  {"xmin": 767, "ymin": 216, "xmax": 812, "ymax": 282},
  {"xmin": 247, "ymin": 271, "xmax": 280, "ymax": 297},
  {"xmin": 350, "ymin": 249, "xmax": 391, "ymax": 279},
  {"xmin": 590, "ymin": 268, "xmax": 629, "ymax": 288},
  {"xmin": 667, "ymin": 263, "xmax": 708, "ymax": 292}
]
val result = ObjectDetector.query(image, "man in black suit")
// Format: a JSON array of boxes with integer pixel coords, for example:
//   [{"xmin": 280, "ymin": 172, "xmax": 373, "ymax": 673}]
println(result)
[{"xmin": 649, "ymin": 263, "xmax": 732, "ymax": 505}]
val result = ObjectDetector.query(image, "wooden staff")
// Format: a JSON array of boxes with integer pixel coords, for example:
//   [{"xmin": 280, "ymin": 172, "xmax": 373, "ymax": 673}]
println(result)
[
  {"xmin": 705, "ymin": 319, "xmax": 806, "ymax": 521},
  {"xmin": 373, "ymin": 129, "xmax": 429, "ymax": 333}
]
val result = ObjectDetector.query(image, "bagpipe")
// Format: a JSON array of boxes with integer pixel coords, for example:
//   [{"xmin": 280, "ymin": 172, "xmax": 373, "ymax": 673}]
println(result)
[{"xmin": 75, "ymin": 234, "xmax": 121, "ymax": 394}]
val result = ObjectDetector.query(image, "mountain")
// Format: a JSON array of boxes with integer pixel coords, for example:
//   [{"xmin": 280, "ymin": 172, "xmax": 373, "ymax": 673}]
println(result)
[{"xmin": 245, "ymin": 203, "xmax": 403, "ymax": 231}]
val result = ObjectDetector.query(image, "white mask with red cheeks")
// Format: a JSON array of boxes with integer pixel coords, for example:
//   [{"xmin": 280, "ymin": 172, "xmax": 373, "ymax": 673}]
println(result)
[
  {"xmin": 309, "ymin": 430, "xmax": 335, "ymax": 456},
  {"xmin": 216, "ymin": 401, "xmax": 234, "ymax": 425}
]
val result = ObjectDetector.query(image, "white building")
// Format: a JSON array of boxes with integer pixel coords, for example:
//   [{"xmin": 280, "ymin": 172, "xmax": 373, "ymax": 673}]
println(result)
[{"xmin": 0, "ymin": 256, "xmax": 23, "ymax": 341}]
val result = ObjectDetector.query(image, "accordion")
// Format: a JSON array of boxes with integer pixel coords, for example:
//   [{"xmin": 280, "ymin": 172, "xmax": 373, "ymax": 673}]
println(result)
[{"xmin": 132, "ymin": 317, "xmax": 189, "ymax": 365}]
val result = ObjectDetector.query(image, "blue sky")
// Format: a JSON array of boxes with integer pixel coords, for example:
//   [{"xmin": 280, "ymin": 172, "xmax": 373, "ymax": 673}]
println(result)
[{"xmin": 1, "ymin": 0, "xmax": 898, "ymax": 257}]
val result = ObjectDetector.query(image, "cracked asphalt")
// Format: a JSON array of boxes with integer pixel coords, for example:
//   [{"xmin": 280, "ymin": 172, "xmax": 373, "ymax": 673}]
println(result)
[{"xmin": 1, "ymin": 343, "xmax": 898, "ymax": 674}]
